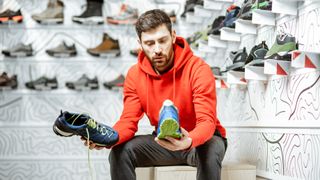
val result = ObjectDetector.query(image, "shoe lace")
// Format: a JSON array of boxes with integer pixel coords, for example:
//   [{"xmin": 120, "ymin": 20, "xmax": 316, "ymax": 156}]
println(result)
[{"xmin": 87, "ymin": 118, "xmax": 112, "ymax": 137}]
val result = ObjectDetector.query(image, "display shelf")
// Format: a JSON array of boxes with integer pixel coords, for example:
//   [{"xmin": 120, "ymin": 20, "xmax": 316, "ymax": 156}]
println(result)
[
  {"xmin": 272, "ymin": 0, "xmax": 299, "ymax": 15},
  {"xmin": 208, "ymin": 34, "xmax": 228, "ymax": 48},
  {"xmin": 203, "ymin": 0, "xmax": 232, "ymax": 10},
  {"xmin": 185, "ymin": 12, "xmax": 205, "ymax": 24},
  {"xmin": 264, "ymin": 59, "xmax": 291, "ymax": 75},
  {"xmin": 252, "ymin": 9, "xmax": 276, "ymax": 26},
  {"xmin": 198, "ymin": 40, "xmax": 216, "ymax": 53},
  {"xmin": 220, "ymin": 27, "xmax": 241, "ymax": 42},
  {"xmin": 215, "ymin": 78, "xmax": 229, "ymax": 89},
  {"xmin": 227, "ymin": 70, "xmax": 247, "ymax": 85},
  {"xmin": 235, "ymin": 19, "xmax": 257, "ymax": 35},
  {"xmin": 194, "ymin": 5, "xmax": 214, "ymax": 17},
  {"xmin": 292, "ymin": 50, "xmax": 320, "ymax": 69},
  {"xmin": 244, "ymin": 65, "xmax": 267, "ymax": 81}
]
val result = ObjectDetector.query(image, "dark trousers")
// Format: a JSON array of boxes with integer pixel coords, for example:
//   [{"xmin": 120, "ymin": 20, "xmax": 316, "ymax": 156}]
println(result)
[{"xmin": 109, "ymin": 133, "xmax": 227, "ymax": 180}]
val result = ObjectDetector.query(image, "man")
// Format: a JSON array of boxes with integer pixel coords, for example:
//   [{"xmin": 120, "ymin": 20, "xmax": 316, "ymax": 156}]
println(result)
[{"xmin": 87, "ymin": 9, "xmax": 227, "ymax": 180}]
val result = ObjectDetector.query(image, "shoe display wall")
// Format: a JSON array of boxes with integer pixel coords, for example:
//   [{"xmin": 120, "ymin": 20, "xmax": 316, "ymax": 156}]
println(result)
[{"xmin": 0, "ymin": 0, "xmax": 320, "ymax": 180}]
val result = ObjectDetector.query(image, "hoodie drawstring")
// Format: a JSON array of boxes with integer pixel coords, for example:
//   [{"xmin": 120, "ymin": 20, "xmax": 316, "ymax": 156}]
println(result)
[
  {"xmin": 173, "ymin": 68, "xmax": 176, "ymax": 104},
  {"xmin": 146, "ymin": 74, "xmax": 149, "ymax": 116}
]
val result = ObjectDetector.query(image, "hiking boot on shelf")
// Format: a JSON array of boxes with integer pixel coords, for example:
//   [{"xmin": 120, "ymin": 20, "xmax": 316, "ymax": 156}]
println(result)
[
  {"xmin": 2, "ymin": 43, "xmax": 33, "ymax": 57},
  {"xmin": 246, "ymin": 41, "xmax": 269, "ymax": 67},
  {"xmin": 53, "ymin": 110, "xmax": 119, "ymax": 147},
  {"xmin": 225, "ymin": 47, "xmax": 248, "ymax": 72},
  {"xmin": 87, "ymin": 33, "xmax": 121, "ymax": 57},
  {"xmin": 181, "ymin": 0, "xmax": 203, "ymax": 18},
  {"xmin": 130, "ymin": 48, "xmax": 141, "ymax": 57},
  {"xmin": 106, "ymin": 4, "xmax": 138, "ymax": 25},
  {"xmin": 222, "ymin": 5, "xmax": 241, "ymax": 29},
  {"xmin": 72, "ymin": 1, "xmax": 104, "ymax": 24},
  {"xmin": 264, "ymin": 33, "xmax": 298, "ymax": 61},
  {"xmin": 251, "ymin": 0, "xmax": 272, "ymax": 11},
  {"xmin": 32, "ymin": 0, "xmax": 64, "ymax": 24},
  {"xmin": 25, "ymin": 76, "xmax": 58, "ymax": 90},
  {"xmin": 207, "ymin": 15, "xmax": 225, "ymax": 35},
  {"xmin": 46, "ymin": 41, "xmax": 77, "ymax": 58},
  {"xmin": 157, "ymin": 99, "xmax": 182, "ymax": 139},
  {"xmin": 186, "ymin": 28, "xmax": 208, "ymax": 48},
  {"xmin": 65, "ymin": 74, "xmax": 99, "ymax": 90},
  {"xmin": 0, "ymin": 72, "xmax": 18, "ymax": 90},
  {"xmin": 0, "ymin": 9, "xmax": 23, "ymax": 23},
  {"xmin": 103, "ymin": 74, "xmax": 125, "ymax": 89},
  {"xmin": 238, "ymin": 0, "xmax": 253, "ymax": 20}
]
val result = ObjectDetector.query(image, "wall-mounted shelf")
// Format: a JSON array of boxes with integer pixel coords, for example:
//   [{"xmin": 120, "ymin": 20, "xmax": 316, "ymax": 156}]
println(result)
[
  {"xmin": 186, "ymin": 12, "xmax": 205, "ymax": 24},
  {"xmin": 235, "ymin": 19, "xmax": 257, "ymax": 35},
  {"xmin": 203, "ymin": 0, "xmax": 232, "ymax": 10},
  {"xmin": 208, "ymin": 35, "xmax": 228, "ymax": 48},
  {"xmin": 252, "ymin": 9, "xmax": 276, "ymax": 26},
  {"xmin": 215, "ymin": 78, "xmax": 229, "ymax": 89},
  {"xmin": 264, "ymin": 59, "xmax": 291, "ymax": 75},
  {"xmin": 272, "ymin": 0, "xmax": 299, "ymax": 15},
  {"xmin": 227, "ymin": 70, "xmax": 247, "ymax": 85},
  {"xmin": 194, "ymin": 5, "xmax": 214, "ymax": 17},
  {"xmin": 198, "ymin": 40, "xmax": 216, "ymax": 53},
  {"xmin": 220, "ymin": 27, "xmax": 241, "ymax": 42},
  {"xmin": 245, "ymin": 65, "xmax": 268, "ymax": 81},
  {"xmin": 292, "ymin": 50, "xmax": 319, "ymax": 69}
]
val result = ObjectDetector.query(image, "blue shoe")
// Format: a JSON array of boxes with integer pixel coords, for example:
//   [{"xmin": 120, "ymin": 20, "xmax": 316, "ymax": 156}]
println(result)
[
  {"xmin": 53, "ymin": 110, "xmax": 119, "ymax": 147},
  {"xmin": 157, "ymin": 100, "xmax": 182, "ymax": 139}
]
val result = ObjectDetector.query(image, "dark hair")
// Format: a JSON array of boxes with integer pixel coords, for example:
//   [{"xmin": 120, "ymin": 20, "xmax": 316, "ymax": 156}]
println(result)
[{"xmin": 135, "ymin": 9, "xmax": 172, "ymax": 39}]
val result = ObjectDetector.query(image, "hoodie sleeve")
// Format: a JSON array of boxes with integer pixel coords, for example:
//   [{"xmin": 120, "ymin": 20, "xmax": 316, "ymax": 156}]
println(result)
[
  {"xmin": 188, "ymin": 61, "xmax": 217, "ymax": 148},
  {"xmin": 113, "ymin": 66, "xmax": 144, "ymax": 145}
]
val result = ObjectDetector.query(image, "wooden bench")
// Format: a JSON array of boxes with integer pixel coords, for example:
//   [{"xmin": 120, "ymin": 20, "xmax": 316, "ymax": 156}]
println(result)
[{"xmin": 136, "ymin": 164, "xmax": 256, "ymax": 180}]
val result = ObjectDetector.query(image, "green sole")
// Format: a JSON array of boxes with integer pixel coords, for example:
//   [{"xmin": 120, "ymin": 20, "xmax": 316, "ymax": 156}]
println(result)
[{"xmin": 157, "ymin": 119, "xmax": 181, "ymax": 139}]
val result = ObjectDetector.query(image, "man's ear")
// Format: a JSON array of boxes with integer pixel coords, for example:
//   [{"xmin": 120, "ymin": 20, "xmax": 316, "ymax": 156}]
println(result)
[{"xmin": 172, "ymin": 30, "xmax": 176, "ymax": 44}]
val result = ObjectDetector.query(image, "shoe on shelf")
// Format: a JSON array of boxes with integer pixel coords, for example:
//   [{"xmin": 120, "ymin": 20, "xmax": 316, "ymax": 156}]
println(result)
[
  {"xmin": 238, "ymin": 0, "xmax": 253, "ymax": 20},
  {"xmin": 157, "ymin": 100, "xmax": 182, "ymax": 139},
  {"xmin": 46, "ymin": 41, "xmax": 77, "ymax": 57},
  {"xmin": 129, "ymin": 48, "xmax": 141, "ymax": 57},
  {"xmin": 87, "ymin": 33, "xmax": 121, "ymax": 57},
  {"xmin": 246, "ymin": 41, "xmax": 269, "ymax": 66},
  {"xmin": 2, "ymin": 43, "xmax": 33, "ymax": 57},
  {"xmin": 106, "ymin": 4, "xmax": 138, "ymax": 25},
  {"xmin": 32, "ymin": 0, "xmax": 64, "ymax": 24},
  {"xmin": 265, "ymin": 33, "xmax": 298, "ymax": 61},
  {"xmin": 210, "ymin": 67, "xmax": 222, "ymax": 77},
  {"xmin": 222, "ymin": 5, "xmax": 241, "ymax": 29},
  {"xmin": 66, "ymin": 74, "xmax": 99, "ymax": 90},
  {"xmin": 251, "ymin": 0, "xmax": 272, "ymax": 11},
  {"xmin": 0, "ymin": 72, "xmax": 18, "ymax": 90},
  {"xmin": 225, "ymin": 47, "xmax": 248, "ymax": 72},
  {"xmin": 186, "ymin": 28, "xmax": 208, "ymax": 48},
  {"xmin": 25, "ymin": 76, "xmax": 58, "ymax": 90},
  {"xmin": 0, "ymin": 9, "xmax": 23, "ymax": 23},
  {"xmin": 103, "ymin": 74, "xmax": 125, "ymax": 89},
  {"xmin": 207, "ymin": 15, "xmax": 225, "ymax": 35},
  {"xmin": 72, "ymin": 1, "xmax": 104, "ymax": 25},
  {"xmin": 181, "ymin": 0, "xmax": 203, "ymax": 18},
  {"xmin": 53, "ymin": 110, "xmax": 119, "ymax": 147}
]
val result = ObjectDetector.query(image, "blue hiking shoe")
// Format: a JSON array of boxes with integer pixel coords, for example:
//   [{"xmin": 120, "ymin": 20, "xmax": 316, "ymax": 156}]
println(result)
[
  {"xmin": 53, "ymin": 110, "xmax": 119, "ymax": 147},
  {"xmin": 157, "ymin": 100, "xmax": 182, "ymax": 139}
]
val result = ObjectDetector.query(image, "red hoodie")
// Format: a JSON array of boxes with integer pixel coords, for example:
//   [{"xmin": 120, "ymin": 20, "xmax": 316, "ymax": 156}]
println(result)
[{"xmin": 113, "ymin": 36, "xmax": 226, "ymax": 148}]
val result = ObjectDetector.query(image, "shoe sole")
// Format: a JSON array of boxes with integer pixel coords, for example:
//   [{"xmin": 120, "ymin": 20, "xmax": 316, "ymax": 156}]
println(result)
[
  {"xmin": 106, "ymin": 18, "xmax": 137, "ymax": 25},
  {"xmin": 47, "ymin": 51, "xmax": 77, "ymax": 58},
  {"xmin": 87, "ymin": 50, "xmax": 121, "ymax": 57},
  {"xmin": 53, "ymin": 125, "xmax": 73, "ymax": 137},
  {"xmin": 72, "ymin": 16, "xmax": 104, "ymax": 25},
  {"xmin": 157, "ymin": 119, "xmax": 181, "ymax": 139},
  {"xmin": 35, "ymin": 18, "xmax": 64, "ymax": 24},
  {"xmin": 67, "ymin": 84, "xmax": 99, "ymax": 90},
  {"xmin": 2, "ymin": 51, "xmax": 33, "ymax": 57}
]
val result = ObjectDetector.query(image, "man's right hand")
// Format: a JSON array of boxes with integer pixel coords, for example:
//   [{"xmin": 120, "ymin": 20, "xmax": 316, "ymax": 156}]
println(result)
[{"xmin": 80, "ymin": 137, "xmax": 110, "ymax": 150}]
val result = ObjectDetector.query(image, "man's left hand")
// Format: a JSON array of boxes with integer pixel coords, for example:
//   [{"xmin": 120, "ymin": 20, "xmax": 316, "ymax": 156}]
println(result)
[{"xmin": 155, "ymin": 128, "xmax": 192, "ymax": 151}]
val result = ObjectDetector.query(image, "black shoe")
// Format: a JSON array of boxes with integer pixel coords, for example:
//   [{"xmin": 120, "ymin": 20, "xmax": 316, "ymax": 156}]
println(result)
[
  {"xmin": 103, "ymin": 75, "xmax": 125, "ymax": 89},
  {"xmin": 72, "ymin": 1, "xmax": 104, "ymax": 24},
  {"xmin": 46, "ymin": 41, "xmax": 77, "ymax": 57},
  {"xmin": 246, "ymin": 41, "xmax": 269, "ymax": 66},
  {"xmin": 0, "ymin": 9, "xmax": 23, "ymax": 23},
  {"xmin": 2, "ymin": 43, "xmax": 33, "ymax": 57},
  {"xmin": 226, "ymin": 47, "xmax": 248, "ymax": 72},
  {"xmin": 238, "ymin": 0, "xmax": 253, "ymax": 20},
  {"xmin": 0, "ymin": 72, "xmax": 18, "ymax": 90},
  {"xmin": 181, "ymin": 0, "xmax": 203, "ymax": 18},
  {"xmin": 207, "ymin": 16, "xmax": 225, "ymax": 35},
  {"xmin": 66, "ymin": 74, "xmax": 99, "ymax": 90},
  {"xmin": 25, "ymin": 76, "xmax": 58, "ymax": 90}
]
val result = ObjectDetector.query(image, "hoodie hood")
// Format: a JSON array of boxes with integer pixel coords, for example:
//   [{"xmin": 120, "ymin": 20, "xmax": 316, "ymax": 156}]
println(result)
[{"xmin": 138, "ymin": 36, "xmax": 193, "ymax": 77}]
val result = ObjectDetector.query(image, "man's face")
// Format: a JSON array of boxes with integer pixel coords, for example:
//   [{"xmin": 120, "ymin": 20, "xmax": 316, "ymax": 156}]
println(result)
[{"xmin": 139, "ymin": 24, "xmax": 176, "ymax": 74}]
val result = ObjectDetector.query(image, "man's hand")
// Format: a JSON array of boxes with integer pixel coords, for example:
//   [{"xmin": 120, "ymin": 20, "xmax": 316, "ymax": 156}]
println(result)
[
  {"xmin": 80, "ymin": 137, "xmax": 110, "ymax": 150},
  {"xmin": 155, "ymin": 128, "xmax": 192, "ymax": 151}
]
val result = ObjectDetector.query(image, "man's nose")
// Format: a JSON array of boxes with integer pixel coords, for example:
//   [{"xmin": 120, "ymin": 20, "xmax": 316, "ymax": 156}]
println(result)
[{"xmin": 153, "ymin": 44, "xmax": 163, "ymax": 54}]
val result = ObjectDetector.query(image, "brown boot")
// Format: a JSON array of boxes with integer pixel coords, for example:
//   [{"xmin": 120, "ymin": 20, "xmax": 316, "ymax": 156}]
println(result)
[{"xmin": 87, "ymin": 33, "xmax": 121, "ymax": 57}]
